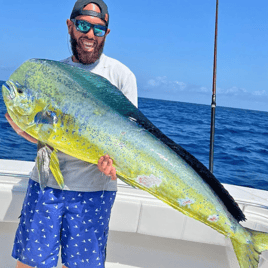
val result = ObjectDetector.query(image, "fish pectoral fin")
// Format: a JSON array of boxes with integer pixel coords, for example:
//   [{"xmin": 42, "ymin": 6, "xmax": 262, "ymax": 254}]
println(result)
[
  {"xmin": 231, "ymin": 228, "xmax": 268, "ymax": 268},
  {"xmin": 34, "ymin": 109, "xmax": 58, "ymax": 142},
  {"xmin": 34, "ymin": 110, "xmax": 58, "ymax": 126},
  {"xmin": 49, "ymin": 149, "xmax": 65, "ymax": 189},
  {"xmin": 36, "ymin": 141, "xmax": 52, "ymax": 190}
]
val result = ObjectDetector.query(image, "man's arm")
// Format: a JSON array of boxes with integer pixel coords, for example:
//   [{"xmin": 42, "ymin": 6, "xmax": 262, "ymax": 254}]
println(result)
[
  {"xmin": 121, "ymin": 73, "xmax": 138, "ymax": 107},
  {"xmin": 5, "ymin": 113, "xmax": 38, "ymax": 144},
  {"xmin": 5, "ymin": 113, "xmax": 117, "ymax": 178}
]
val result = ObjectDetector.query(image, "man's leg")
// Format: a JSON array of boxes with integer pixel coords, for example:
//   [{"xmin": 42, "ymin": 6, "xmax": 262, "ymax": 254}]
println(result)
[
  {"xmin": 12, "ymin": 180, "xmax": 63, "ymax": 268},
  {"xmin": 16, "ymin": 260, "xmax": 33, "ymax": 268},
  {"xmin": 61, "ymin": 191, "xmax": 116, "ymax": 267}
]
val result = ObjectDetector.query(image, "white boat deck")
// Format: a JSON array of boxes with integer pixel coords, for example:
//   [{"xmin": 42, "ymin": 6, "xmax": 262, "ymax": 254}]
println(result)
[{"xmin": 0, "ymin": 159, "xmax": 268, "ymax": 268}]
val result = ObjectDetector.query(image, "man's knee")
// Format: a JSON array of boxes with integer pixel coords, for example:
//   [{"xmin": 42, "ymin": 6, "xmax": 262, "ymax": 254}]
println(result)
[{"xmin": 16, "ymin": 261, "xmax": 33, "ymax": 268}]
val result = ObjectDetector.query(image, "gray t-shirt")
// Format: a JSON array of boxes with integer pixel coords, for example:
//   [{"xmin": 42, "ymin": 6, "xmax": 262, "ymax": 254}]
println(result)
[{"xmin": 30, "ymin": 54, "xmax": 138, "ymax": 192}]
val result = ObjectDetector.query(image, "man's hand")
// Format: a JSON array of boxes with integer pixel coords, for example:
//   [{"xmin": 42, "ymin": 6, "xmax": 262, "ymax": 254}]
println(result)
[
  {"xmin": 5, "ymin": 113, "xmax": 38, "ymax": 144},
  {"xmin": 97, "ymin": 155, "xmax": 117, "ymax": 180}
]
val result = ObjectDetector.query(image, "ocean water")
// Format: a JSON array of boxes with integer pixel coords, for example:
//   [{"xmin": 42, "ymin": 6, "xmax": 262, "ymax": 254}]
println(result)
[
  {"xmin": 1, "ymin": 81, "xmax": 267, "ymax": 191},
  {"xmin": 138, "ymin": 98, "xmax": 268, "ymax": 191}
]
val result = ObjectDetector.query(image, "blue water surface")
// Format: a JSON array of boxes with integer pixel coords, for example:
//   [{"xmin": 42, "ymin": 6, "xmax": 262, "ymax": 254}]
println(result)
[{"xmin": 1, "ymin": 81, "xmax": 267, "ymax": 190}]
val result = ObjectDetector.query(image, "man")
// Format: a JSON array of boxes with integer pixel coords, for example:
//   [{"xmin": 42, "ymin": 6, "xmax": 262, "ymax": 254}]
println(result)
[{"xmin": 8, "ymin": 1, "xmax": 138, "ymax": 267}]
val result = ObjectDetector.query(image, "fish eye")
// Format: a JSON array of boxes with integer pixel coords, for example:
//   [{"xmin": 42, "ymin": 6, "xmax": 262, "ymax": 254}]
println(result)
[
  {"xmin": 15, "ymin": 82, "xmax": 24, "ymax": 94},
  {"xmin": 17, "ymin": 88, "xmax": 23, "ymax": 94}
]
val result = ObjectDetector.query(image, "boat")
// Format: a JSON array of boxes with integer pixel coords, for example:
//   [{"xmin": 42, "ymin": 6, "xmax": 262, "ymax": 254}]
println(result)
[{"xmin": 1, "ymin": 159, "xmax": 268, "ymax": 268}]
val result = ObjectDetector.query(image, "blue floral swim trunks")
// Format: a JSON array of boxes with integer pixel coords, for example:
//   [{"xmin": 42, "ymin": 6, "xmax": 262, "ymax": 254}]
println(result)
[{"xmin": 12, "ymin": 179, "xmax": 116, "ymax": 268}]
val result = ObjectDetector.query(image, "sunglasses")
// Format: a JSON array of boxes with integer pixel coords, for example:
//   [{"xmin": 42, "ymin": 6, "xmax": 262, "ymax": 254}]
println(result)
[{"xmin": 71, "ymin": 19, "xmax": 107, "ymax": 37}]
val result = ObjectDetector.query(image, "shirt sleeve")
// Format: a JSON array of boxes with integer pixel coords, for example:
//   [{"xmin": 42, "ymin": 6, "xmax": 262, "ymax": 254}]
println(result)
[{"xmin": 120, "ymin": 72, "xmax": 138, "ymax": 108}]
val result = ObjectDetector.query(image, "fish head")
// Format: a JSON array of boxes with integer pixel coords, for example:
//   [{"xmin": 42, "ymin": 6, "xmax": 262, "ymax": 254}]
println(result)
[
  {"xmin": 2, "ymin": 80, "xmax": 36, "ymax": 118},
  {"xmin": 2, "ymin": 59, "xmax": 62, "ymax": 140},
  {"xmin": 2, "ymin": 60, "xmax": 45, "ymax": 132}
]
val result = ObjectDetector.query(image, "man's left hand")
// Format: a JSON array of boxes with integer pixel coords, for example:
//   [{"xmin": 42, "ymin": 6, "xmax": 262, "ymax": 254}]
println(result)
[{"xmin": 97, "ymin": 155, "xmax": 117, "ymax": 180}]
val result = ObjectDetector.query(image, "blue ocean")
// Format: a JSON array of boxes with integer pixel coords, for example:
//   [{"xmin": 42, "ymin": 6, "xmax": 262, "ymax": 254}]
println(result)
[{"xmin": 0, "ymin": 80, "xmax": 267, "ymax": 191}]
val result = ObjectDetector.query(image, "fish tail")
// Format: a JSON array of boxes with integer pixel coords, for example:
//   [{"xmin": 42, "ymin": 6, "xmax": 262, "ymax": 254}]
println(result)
[
  {"xmin": 231, "ymin": 228, "xmax": 268, "ymax": 268},
  {"xmin": 49, "ymin": 149, "xmax": 65, "ymax": 189}
]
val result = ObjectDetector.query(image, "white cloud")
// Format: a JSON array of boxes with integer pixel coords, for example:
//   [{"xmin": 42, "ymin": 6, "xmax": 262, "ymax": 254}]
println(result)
[
  {"xmin": 139, "ymin": 76, "xmax": 268, "ymax": 112},
  {"xmin": 142, "ymin": 77, "xmax": 268, "ymax": 108},
  {"xmin": 146, "ymin": 77, "xmax": 200, "ymax": 92},
  {"xmin": 252, "ymin": 90, "xmax": 267, "ymax": 96},
  {"xmin": 147, "ymin": 76, "xmax": 168, "ymax": 87},
  {"xmin": 199, "ymin": 86, "xmax": 209, "ymax": 93},
  {"xmin": 147, "ymin": 79, "xmax": 159, "ymax": 87},
  {"xmin": 217, "ymin": 87, "xmax": 268, "ymax": 101},
  {"xmin": 217, "ymin": 86, "xmax": 248, "ymax": 95},
  {"xmin": 175, "ymin": 81, "xmax": 187, "ymax": 89}
]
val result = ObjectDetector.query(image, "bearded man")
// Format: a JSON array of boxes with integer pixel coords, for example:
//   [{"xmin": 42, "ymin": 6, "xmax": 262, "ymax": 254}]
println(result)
[{"xmin": 10, "ymin": 1, "xmax": 138, "ymax": 267}]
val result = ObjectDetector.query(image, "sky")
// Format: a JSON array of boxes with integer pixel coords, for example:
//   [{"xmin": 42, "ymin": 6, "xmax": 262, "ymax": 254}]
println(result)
[{"xmin": 0, "ymin": 0, "xmax": 267, "ymax": 112}]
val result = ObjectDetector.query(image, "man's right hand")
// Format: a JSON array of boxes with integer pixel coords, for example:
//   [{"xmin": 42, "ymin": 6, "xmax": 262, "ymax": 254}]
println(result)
[
  {"xmin": 5, "ymin": 113, "xmax": 38, "ymax": 144},
  {"xmin": 97, "ymin": 155, "xmax": 117, "ymax": 180}
]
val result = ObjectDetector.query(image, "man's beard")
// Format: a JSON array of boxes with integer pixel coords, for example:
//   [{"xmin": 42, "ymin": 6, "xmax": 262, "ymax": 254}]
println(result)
[{"xmin": 70, "ymin": 32, "xmax": 105, "ymax": 65}]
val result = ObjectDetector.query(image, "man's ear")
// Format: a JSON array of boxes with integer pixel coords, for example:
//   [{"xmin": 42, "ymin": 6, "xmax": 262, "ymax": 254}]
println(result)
[
  {"xmin": 66, "ymin": 19, "xmax": 73, "ymax": 35},
  {"xmin": 106, "ymin": 29, "xmax": 111, "ymax": 36}
]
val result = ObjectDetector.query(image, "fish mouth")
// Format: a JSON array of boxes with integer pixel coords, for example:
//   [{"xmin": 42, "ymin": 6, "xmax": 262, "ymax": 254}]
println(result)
[{"xmin": 2, "ymin": 81, "xmax": 16, "ymax": 100}]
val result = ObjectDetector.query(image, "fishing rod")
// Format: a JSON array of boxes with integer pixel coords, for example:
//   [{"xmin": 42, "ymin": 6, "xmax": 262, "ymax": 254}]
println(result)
[{"xmin": 209, "ymin": 0, "xmax": 219, "ymax": 173}]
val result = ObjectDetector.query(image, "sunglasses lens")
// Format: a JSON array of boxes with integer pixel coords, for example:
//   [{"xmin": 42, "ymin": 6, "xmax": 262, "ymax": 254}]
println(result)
[
  {"xmin": 94, "ymin": 27, "xmax": 106, "ymax": 37},
  {"xmin": 76, "ymin": 20, "xmax": 91, "ymax": 33}
]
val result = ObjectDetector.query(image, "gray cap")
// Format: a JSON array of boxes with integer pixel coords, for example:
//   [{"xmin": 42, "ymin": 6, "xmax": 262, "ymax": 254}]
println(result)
[{"xmin": 70, "ymin": 0, "xmax": 109, "ymax": 26}]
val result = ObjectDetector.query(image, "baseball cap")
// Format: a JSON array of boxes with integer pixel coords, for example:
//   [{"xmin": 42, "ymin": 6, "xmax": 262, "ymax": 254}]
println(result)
[{"xmin": 70, "ymin": 0, "xmax": 109, "ymax": 26}]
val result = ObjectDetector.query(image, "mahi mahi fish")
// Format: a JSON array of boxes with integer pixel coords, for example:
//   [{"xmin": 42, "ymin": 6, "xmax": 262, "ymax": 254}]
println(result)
[{"xmin": 2, "ymin": 59, "xmax": 268, "ymax": 268}]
